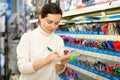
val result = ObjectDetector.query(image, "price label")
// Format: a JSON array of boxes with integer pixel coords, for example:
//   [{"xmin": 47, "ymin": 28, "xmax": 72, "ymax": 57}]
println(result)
[
  {"xmin": 87, "ymin": 72, "xmax": 91, "ymax": 77},
  {"xmin": 95, "ymin": 35, "xmax": 98, "ymax": 40},
  {"xmin": 101, "ymin": 54, "xmax": 105, "ymax": 59},
  {"xmin": 92, "ymin": 53, "xmax": 95, "ymax": 57},
  {"xmin": 107, "ymin": 55, "xmax": 111, "ymax": 60},
  {"xmin": 83, "ymin": 51, "xmax": 87, "ymax": 55},
  {"xmin": 100, "ymin": 17, "xmax": 109, "ymax": 21},
  {"xmin": 116, "ymin": 35, "xmax": 119, "ymax": 40},
  {"xmin": 97, "ymin": 76, "xmax": 101, "ymax": 80}
]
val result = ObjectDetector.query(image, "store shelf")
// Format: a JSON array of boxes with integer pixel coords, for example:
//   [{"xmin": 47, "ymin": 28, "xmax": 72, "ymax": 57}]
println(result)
[
  {"xmin": 65, "ymin": 46, "xmax": 120, "ymax": 62},
  {"xmin": 67, "ymin": 62, "xmax": 120, "ymax": 80},
  {"xmin": 62, "ymin": 1, "xmax": 120, "ymax": 18},
  {"xmin": 67, "ymin": 63, "xmax": 107, "ymax": 80},
  {"xmin": 93, "ymin": 18, "xmax": 120, "ymax": 22},
  {"xmin": 56, "ymin": 33, "xmax": 120, "ymax": 41}
]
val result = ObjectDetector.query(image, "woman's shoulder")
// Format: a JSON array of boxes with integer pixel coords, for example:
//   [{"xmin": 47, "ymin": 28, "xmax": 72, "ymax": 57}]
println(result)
[
  {"xmin": 53, "ymin": 34, "xmax": 63, "ymax": 42},
  {"xmin": 22, "ymin": 28, "xmax": 38, "ymax": 37}
]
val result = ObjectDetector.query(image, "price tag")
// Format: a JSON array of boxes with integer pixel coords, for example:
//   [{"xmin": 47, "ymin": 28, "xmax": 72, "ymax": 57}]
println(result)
[
  {"xmin": 95, "ymin": 35, "xmax": 98, "ymax": 40},
  {"xmin": 97, "ymin": 76, "xmax": 101, "ymax": 80},
  {"xmin": 100, "ymin": 17, "xmax": 109, "ymax": 21},
  {"xmin": 101, "ymin": 54, "xmax": 105, "ymax": 59},
  {"xmin": 84, "ymin": 51, "xmax": 87, "ymax": 55},
  {"xmin": 116, "ymin": 35, "xmax": 119, "ymax": 40},
  {"xmin": 107, "ymin": 55, "xmax": 111, "ymax": 60},
  {"xmin": 92, "ymin": 53, "xmax": 95, "ymax": 57},
  {"xmin": 87, "ymin": 72, "xmax": 91, "ymax": 77}
]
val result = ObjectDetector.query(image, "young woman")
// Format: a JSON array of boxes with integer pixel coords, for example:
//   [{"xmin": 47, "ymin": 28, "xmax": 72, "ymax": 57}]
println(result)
[{"xmin": 17, "ymin": 3, "xmax": 69, "ymax": 80}]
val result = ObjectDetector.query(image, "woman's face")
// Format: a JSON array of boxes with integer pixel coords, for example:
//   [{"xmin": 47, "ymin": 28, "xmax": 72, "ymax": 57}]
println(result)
[{"xmin": 39, "ymin": 14, "xmax": 61, "ymax": 34}]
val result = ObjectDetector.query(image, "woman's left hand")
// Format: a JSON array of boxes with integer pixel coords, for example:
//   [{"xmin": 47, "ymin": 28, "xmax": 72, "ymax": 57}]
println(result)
[{"xmin": 60, "ymin": 55, "xmax": 70, "ymax": 65}]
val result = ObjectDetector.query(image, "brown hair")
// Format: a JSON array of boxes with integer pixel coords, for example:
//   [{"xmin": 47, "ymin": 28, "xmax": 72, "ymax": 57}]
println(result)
[{"xmin": 39, "ymin": 3, "xmax": 62, "ymax": 18}]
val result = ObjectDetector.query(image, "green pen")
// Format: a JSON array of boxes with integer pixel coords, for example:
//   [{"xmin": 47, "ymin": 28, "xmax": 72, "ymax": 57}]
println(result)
[
  {"xmin": 47, "ymin": 47, "xmax": 60, "ymax": 58},
  {"xmin": 47, "ymin": 47, "xmax": 53, "ymax": 52}
]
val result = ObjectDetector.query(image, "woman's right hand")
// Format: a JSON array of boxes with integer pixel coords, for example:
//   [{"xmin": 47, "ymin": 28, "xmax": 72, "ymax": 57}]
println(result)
[{"xmin": 45, "ymin": 51, "xmax": 60, "ymax": 64}]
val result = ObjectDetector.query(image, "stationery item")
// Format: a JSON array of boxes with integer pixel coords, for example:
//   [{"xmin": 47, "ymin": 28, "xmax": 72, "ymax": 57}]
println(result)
[
  {"xmin": 47, "ymin": 47, "xmax": 64, "ymax": 64},
  {"xmin": 47, "ymin": 47, "xmax": 53, "ymax": 52},
  {"xmin": 47, "ymin": 47, "xmax": 60, "ymax": 57}
]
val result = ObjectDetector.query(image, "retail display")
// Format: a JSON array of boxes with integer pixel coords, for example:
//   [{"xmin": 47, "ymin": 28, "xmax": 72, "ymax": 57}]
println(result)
[
  {"xmin": 57, "ymin": 0, "xmax": 120, "ymax": 80},
  {"xmin": 1, "ymin": 0, "xmax": 120, "ymax": 80}
]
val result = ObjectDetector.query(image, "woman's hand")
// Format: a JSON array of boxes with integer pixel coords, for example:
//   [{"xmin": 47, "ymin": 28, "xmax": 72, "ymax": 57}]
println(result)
[
  {"xmin": 60, "ymin": 55, "xmax": 70, "ymax": 65},
  {"xmin": 55, "ymin": 55, "xmax": 70, "ymax": 73},
  {"xmin": 46, "ymin": 51, "xmax": 60, "ymax": 64}
]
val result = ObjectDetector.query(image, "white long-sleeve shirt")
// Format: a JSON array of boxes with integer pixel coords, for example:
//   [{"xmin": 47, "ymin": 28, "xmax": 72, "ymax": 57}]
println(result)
[{"xmin": 16, "ymin": 26, "xmax": 64, "ymax": 80}]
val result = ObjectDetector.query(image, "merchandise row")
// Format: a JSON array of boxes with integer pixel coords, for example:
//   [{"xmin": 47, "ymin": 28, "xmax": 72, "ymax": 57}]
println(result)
[
  {"xmin": 62, "ymin": 0, "xmax": 120, "ymax": 17},
  {"xmin": 58, "ymin": 21, "xmax": 120, "ymax": 35},
  {"xmin": 60, "ymin": 49, "xmax": 120, "ymax": 79}
]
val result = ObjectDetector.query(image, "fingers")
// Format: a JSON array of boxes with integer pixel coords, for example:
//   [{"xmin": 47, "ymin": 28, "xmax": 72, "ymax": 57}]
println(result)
[
  {"xmin": 49, "ymin": 51, "xmax": 60, "ymax": 60},
  {"xmin": 60, "ymin": 55, "xmax": 70, "ymax": 64},
  {"xmin": 53, "ymin": 50, "xmax": 60, "ymax": 57},
  {"xmin": 62, "ymin": 55, "xmax": 70, "ymax": 60}
]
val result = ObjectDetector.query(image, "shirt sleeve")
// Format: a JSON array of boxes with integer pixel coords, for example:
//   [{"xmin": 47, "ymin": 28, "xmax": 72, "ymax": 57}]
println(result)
[{"xmin": 16, "ymin": 33, "xmax": 36, "ymax": 75}]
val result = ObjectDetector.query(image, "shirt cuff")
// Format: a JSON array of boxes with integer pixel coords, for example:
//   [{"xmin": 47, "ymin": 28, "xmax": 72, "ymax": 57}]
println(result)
[{"xmin": 57, "ymin": 64, "xmax": 66, "ymax": 74}]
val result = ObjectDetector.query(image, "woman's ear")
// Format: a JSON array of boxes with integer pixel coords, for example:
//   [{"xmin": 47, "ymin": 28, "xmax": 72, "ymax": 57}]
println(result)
[{"xmin": 38, "ymin": 15, "xmax": 41, "ymax": 20}]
